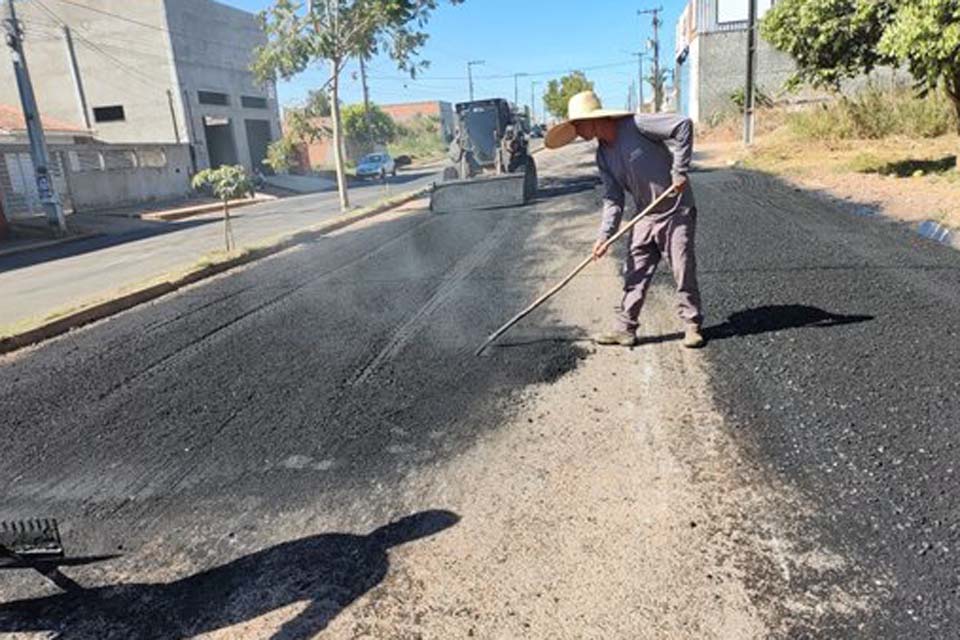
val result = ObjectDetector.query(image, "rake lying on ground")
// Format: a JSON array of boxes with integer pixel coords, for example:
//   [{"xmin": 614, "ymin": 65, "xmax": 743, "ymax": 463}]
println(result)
[{"xmin": 0, "ymin": 518, "xmax": 118, "ymax": 592}]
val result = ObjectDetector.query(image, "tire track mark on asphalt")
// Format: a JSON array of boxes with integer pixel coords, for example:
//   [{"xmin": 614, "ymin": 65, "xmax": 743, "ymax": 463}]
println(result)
[
  {"xmin": 93, "ymin": 214, "xmax": 439, "ymax": 402},
  {"xmin": 350, "ymin": 215, "xmax": 514, "ymax": 386}
]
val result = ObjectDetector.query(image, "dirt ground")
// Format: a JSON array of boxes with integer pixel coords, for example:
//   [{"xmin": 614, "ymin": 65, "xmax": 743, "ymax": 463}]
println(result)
[{"xmin": 697, "ymin": 132, "xmax": 960, "ymax": 230}]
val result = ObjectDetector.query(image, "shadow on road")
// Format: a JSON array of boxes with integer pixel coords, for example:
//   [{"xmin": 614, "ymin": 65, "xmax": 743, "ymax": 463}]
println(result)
[
  {"xmin": 640, "ymin": 304, "xmax": 874, "ymax": 346},
  {"xmin": 0, "ymin": 510, "xmax": 459, "ymax": 639},
  {"xmin": 0, "ymin": 218, "xmax": 219, "ymax": 276},
  {"xmin": 494, "ymin": 305, "xmax": 873, "ymax": 350}
]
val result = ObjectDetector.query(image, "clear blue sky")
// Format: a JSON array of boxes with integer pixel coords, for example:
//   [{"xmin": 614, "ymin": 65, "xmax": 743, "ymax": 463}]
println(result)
[{"xmin": 221, "ymin": 0, "xmax": 688, "ymax": 117}]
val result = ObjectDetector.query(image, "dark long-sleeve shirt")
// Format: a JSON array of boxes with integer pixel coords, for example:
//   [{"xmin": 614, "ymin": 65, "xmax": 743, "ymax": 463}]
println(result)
[{"xmin": 596, "ymin": 113, "xmax": 696, "ymax": 241}]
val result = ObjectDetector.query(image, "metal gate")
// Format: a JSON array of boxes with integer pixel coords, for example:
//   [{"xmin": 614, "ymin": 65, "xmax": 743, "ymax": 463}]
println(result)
[{"xmin": 0, "ymin": 146, "xmax": 73, "ymax": 220}]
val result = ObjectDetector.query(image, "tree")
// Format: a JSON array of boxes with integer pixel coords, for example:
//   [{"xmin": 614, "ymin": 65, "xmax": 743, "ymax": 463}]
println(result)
[
  {"xmin": 878, "ymin": 0, "xmax": 960, "ymax": 130},
  {"xmin": 543, "ymin": 71, "xmax": 594, "ymax": 119},
  {"xmin": 761, "ymin": 0, "xmax": 897, "ymax": 90},
  {"xmin": 191, "ymin": 166, "xmax": 254, "ymax": 252},
  {"xmin": 253, "ymin": 0, "xmax": 461, "ymax": 212},
  {"xmin": 645, "ymin": 68, "xmax": 671, "ymax": 112},
  {"xmin": 762, "ymin": 0, "xmax": 960, "ymax": 132},
  {"xmin": 342, "ymin": 102, "xmax": 397, "ymax": 158},
  {"xmin": 263, "ymin": 90, "xmax": 333, "ymax": 173}
]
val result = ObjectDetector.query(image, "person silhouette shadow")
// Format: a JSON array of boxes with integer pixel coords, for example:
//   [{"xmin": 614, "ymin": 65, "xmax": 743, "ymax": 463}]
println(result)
[{"xmin": 0, "ymin": 509, "xmax": 460, "ymax": 640}]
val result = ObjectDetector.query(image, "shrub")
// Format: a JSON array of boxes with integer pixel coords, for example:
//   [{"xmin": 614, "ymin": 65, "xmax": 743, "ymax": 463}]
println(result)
[{"xmin": 786, "ymin": 84, "xmax": 957, "ymax": 140}]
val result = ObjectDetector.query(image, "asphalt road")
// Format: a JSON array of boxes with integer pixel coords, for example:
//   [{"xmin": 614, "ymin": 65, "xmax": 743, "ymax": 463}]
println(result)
[
  {"xmin": 0, "ymin": 142, "xmax": 958, "ymax": 638},
  {"xmin": 0, "ymin": 167, "xmax": 441, "ymax": 327}
]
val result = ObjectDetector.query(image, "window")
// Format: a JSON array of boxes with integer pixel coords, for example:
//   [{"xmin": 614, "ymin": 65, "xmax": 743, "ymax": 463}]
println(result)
[
  {"xmin": 93, "ymin": 105, "xmax": 125, "ymax": 122},
  {"xmin": 198, "ymin": 91, "xmax": 230, "ymax": 106},
  {"xmin": 241, "ymin": 95, "xmax": 268, "ymax": 109}
]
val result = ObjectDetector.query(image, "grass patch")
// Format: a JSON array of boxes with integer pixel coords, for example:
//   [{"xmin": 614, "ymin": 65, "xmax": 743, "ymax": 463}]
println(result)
[{"xmin": 388, "ymin": 114, "xmax": 447, "ymax": 163}]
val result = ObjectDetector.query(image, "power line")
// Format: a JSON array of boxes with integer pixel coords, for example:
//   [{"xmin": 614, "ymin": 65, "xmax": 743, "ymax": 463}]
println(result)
[
  {"xmin": 367, "ymin": 59, "xmax": 636, "ymax": 83},
  {"xmin": 28, "ymin": 0, "xmax": 259, "ymax": 54},
  {"xmin": 31, "ymin": 0, "xmax": 161, "ymax": 89}
]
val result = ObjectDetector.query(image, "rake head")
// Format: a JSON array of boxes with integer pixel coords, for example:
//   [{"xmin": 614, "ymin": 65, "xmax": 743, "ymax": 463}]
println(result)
[{"xmin": 0, "ymin": 519, "xmax": 65, "ymax": 561}]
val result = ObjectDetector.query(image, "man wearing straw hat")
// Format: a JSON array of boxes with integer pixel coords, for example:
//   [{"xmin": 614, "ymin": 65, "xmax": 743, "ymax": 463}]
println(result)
[{"xmin": 545, "ymin": 90, "xmax": 705, "ymax": 349}]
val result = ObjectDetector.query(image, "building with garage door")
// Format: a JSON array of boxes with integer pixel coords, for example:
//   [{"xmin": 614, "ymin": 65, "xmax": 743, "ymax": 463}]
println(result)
[{"xmin": 0, "ymin": 0, "xmax": 281, "ymax": 174}]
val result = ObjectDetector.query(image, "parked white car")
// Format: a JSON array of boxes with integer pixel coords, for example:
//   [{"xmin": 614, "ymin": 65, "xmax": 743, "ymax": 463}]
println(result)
[{"xmin": 355, "ymin": 153, "xmax": 396, "ymax": 179}]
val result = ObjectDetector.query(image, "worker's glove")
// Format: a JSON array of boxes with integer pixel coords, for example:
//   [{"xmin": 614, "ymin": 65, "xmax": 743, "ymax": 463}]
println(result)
[{"xmin": 671, "ymin": 174, "xmax": 688, "ymax": 194}]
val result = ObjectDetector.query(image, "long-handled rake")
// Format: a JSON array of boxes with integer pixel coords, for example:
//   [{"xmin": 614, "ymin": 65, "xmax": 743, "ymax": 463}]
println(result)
[
  {"xmin": 0, "ymin": 518, "xmax": 118, "ymax": 592},
  {"xmin": 475, "ymin": 187, "xmax": 680, "ymax": 356}
]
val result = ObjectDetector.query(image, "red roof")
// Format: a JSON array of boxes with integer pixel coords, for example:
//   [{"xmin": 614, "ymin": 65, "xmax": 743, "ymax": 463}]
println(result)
[{"xmin": 0, "ymin": 104, "xmax": 89, "ymax": 134}]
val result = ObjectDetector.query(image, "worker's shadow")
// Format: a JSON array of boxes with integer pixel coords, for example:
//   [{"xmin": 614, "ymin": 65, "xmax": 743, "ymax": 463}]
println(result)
[
  {"xmin": 640, "ymin": 304, "xmax": 874, "ymax": 346},
  {"xmin": 0, "ymin": 509, "xmax": 459, "ymax": 640}
]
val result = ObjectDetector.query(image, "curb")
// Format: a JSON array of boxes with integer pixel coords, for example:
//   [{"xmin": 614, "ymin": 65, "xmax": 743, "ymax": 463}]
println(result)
[
  {"xmin": 0, "ymin": 185, "xmax": 433, "ymax": 356},
  {"xmin": 142, "ymin": 195, "xmax": 276, "ymax": 222}
]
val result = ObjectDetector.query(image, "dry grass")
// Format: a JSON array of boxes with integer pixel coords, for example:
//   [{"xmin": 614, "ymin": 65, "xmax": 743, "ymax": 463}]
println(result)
[{"xmin": 697, "ymin": 106, "xmax": 960, "ymax": 230}]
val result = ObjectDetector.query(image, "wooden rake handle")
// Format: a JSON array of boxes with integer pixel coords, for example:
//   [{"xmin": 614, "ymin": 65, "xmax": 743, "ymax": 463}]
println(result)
[{"xmin": 474, "ymin": 187, "xmax": 680, "ymax": 356}]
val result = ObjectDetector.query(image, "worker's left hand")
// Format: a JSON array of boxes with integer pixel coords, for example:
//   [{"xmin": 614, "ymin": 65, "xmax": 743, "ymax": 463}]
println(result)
[{"xmin": 671, "ymin": 175, "xmax": 688, "ymax": 194}]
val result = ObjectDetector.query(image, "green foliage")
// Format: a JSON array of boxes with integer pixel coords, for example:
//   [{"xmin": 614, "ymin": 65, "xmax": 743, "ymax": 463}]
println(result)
[
  {"xmin": 786, "ymin": 85, "xmax": 957, "ymax": 140},
  {"xmin": 264, "ymin": 136, "xmax": 300, "ymax": 173},
  {"xmin": 543, "ymin": 71, "xmax": 594, "ymax": 119},
  {"xmin": 730, "ymin": 86, "xmax": 775, "ymax": 112},
  {"xmin": 388, "ymin": 114, "xmax": 447, "ymax": 160},
  {"xmin": 253, "ymin": 0, "xmax": 461, "ymax": 84},
  {"xmin": 877, "ymin": 0, "xmax": 960, "ymax": 115},
  {"xmin": 253, "ymin": 0, "xmax": 463, "ymax": 208},
  {"xmin": 342, "ymin": 103, "xmax": 398, "ymax": 156},
  {"xmin": 762, "ymin": 0, "xmax": 960, "ymax": 131},
  {"xmin": 761, "ymin": 0, "xmax": 898, "ymax": 90},
  {"xmin": 192, "ymin": 165, "xmax": 254, "ymax": 201}
]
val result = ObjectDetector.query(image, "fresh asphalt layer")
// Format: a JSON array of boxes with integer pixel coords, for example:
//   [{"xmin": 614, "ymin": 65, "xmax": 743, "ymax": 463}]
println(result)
[
  {"xmin": 693, "ymin": 170, "xmax": 960, "ymax": 638},
  {"xmin": 0, "ymin": 144, "xmax": 958, "ymax": 637}
]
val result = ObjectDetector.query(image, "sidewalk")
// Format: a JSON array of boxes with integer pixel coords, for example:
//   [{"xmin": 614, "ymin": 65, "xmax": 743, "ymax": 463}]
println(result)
[{"xmin": 1, "ymin": 167, "xmax": 441, "ymax": 333}]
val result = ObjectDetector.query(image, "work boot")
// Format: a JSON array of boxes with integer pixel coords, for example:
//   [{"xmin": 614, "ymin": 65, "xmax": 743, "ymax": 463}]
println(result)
[
  {"xmin": 682, "ymin": 324, "xmax": 706, "ymax": 349},
  {"xmin": 593, "ymin": 330, "xmax": 637, "ymax": 347}
]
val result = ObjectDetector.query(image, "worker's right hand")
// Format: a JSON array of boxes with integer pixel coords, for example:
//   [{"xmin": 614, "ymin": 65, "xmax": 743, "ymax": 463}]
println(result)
[{"xmin": 592, "ymin": 240, "xmax": 609, "ymax": 261}]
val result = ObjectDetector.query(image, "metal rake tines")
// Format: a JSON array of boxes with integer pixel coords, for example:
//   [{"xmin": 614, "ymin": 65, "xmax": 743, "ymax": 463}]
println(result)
[{"xmin": 0, "ymin": 518, "xmax": 64, "ymax": 556}]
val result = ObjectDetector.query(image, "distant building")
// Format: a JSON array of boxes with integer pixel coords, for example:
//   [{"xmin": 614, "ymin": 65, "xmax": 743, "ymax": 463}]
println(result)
[
  {"xmin": 380, "ymin": 101, "xmax": 455, "ymax": 141},
  {"xmin": 0, "ymin": 0, "xmax": 281, "ymax": 174},
  {"xmin": 674, "ymin": 0, "xmax": 794, "ymax": 123}
]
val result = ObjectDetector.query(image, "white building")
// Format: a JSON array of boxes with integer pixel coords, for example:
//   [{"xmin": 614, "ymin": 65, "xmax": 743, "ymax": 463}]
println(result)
[{"xmin": 0, "ymin": 0, "xmax": 281, "ymax": 174}]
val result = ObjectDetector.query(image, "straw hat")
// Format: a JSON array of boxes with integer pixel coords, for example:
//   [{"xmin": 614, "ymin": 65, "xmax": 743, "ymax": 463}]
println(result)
[{"xmin": 544, "ymin": 90, "xmax": 632, "ymax": 149}]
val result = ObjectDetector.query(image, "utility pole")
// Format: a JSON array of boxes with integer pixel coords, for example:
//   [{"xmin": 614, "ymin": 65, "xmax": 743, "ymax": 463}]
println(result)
[
  {"xmin": 530, "ymin": 80, "xmax": 540, "ymax": 125},
  {"xmin": 4, "ymin": 0, "xmax": 66, "ymax": 233},
  {"xmin": 61, "ymin": 25, "xmax": 90, "ymax": 130},
  {"xmin": 638, "ymin": 7, "xmax": 663, "ymax": 112},
  {"xmin": 631, "ymin": 51, "xmax": 645, "ymax": 113},
  {"xmin": 467, "ymin": 60, "xmax": 484, "ymax": 101},
  {"xmin": 359, "ymin": 55, "xmax": 373, "ymax": 150},
  {"xmin": 513, "ymin": 72, "xmax": 527, "ymax": 110},
  {"xmin": 744, "ymin": 0, "xmax": 757, "ymax": 144}
]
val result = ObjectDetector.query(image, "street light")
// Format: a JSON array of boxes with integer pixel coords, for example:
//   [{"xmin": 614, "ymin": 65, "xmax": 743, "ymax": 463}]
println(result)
[
  {"xmin": 467, "ymin": 60, "xmax": 485, "ymax": 101},
  {"xmin": 530, "ymin": 80, "xmax": 540, "ymax": 125},
  {"xmin": 513, "ymin": 72, "xmax": 528, "ymax": 108}
]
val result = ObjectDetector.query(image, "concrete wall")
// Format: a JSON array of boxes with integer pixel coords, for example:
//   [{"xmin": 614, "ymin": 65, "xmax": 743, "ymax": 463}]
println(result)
[
  {"xmin": 694, "ymin": 30, "xmax": 797, "ymax": 123},
  {"xmin": 0, "ymin": 0, "xmax": 279, "ymax": 173},
  {"xmin": 64, "ymin": 144, "xmax": 191, "ymax": 210},
  {"xmin": 164, "ymin": 0, "xmax": 282, "ymax": 173},
  {"xmin": 0, "ymin": 0, "xmax": 180, "ymax": 144}
]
